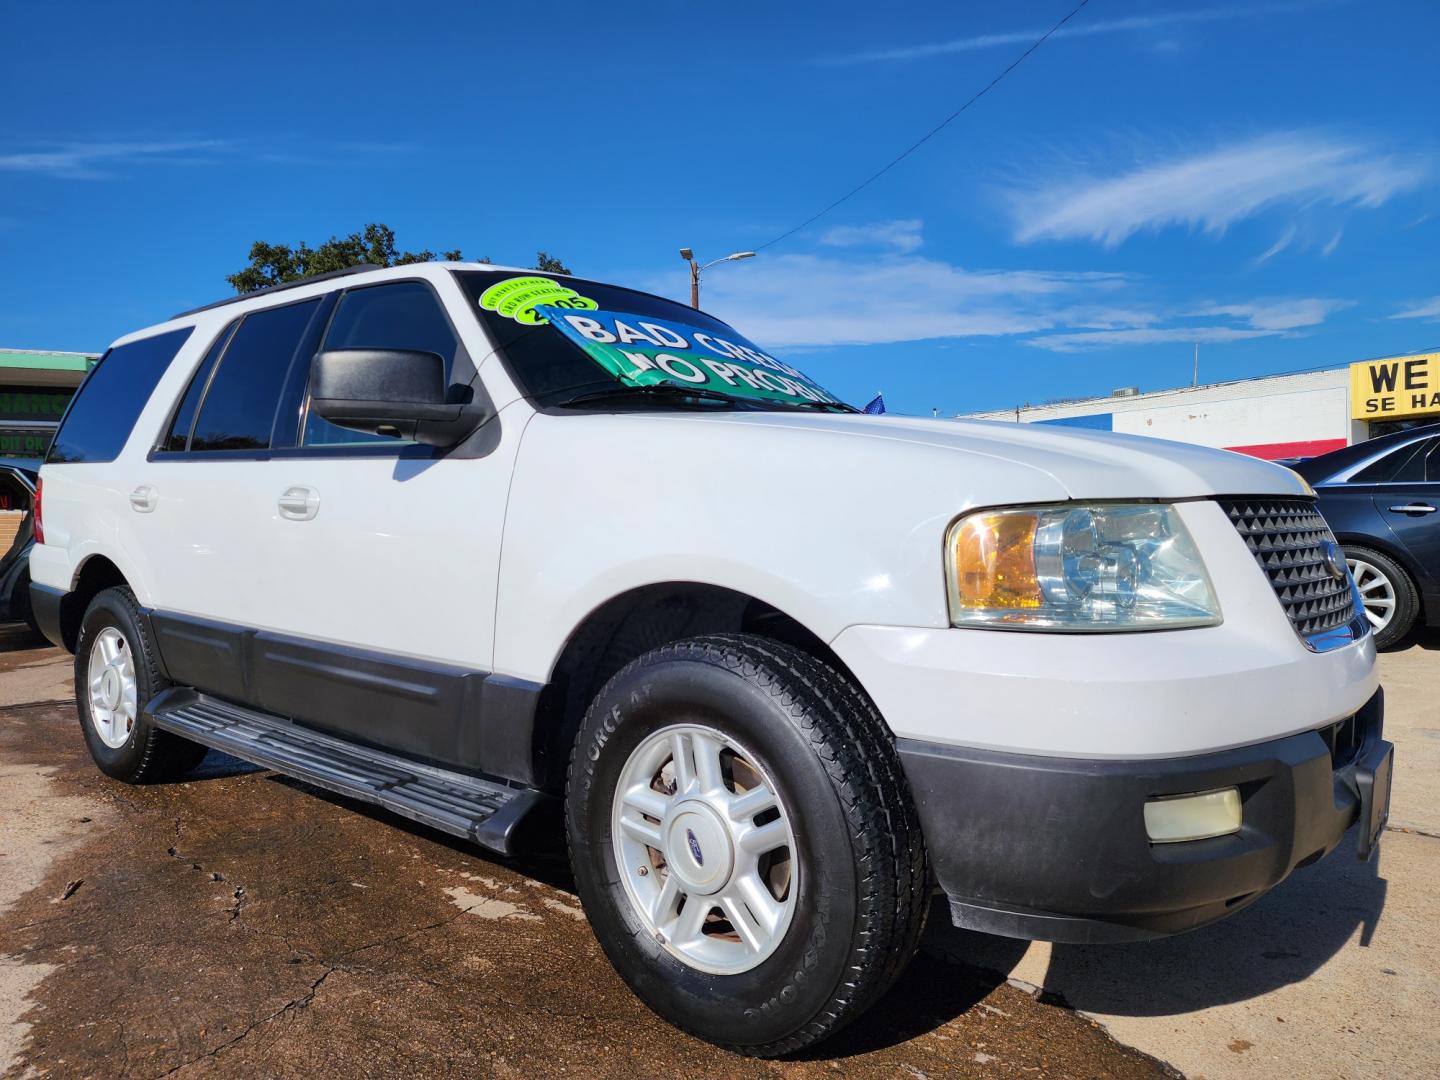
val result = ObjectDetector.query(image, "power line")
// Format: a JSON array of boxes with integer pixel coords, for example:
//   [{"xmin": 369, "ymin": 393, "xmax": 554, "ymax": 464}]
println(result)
[{"xmin": 754, "ymin": 0, "xmax": 1094, "ymax": 253}]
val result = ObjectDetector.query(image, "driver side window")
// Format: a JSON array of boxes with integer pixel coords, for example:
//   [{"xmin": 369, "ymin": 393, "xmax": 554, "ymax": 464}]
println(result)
[{"xmin": 301, "ymin": 282, "xmax": 459, "ymax": 447}]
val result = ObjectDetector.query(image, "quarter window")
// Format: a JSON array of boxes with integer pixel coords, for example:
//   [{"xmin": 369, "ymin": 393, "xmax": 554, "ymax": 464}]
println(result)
[
  {"xmin": 302, "ymin": 282, "xmax": 458, "ymax": 447},
  {"xmin": 190, "ymin": 300, "xmax": 320, "ymax": 452},
  {"xmin": 1349, "ymin": 438, "xmax": 1436, "ymax": 484},
  {"xmin": 47, "ymin": 327, "xmax": 194, "ymax": 464}
]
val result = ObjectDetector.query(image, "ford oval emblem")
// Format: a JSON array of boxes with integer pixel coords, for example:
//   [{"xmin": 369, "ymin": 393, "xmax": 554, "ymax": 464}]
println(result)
[
  {"xmin": 686, "ymin": 828, "xmax": 704, "ymax": 866},
  {"xmin": 1321, "ymin": 539, "xmax": 1347, "ymax": 582}
]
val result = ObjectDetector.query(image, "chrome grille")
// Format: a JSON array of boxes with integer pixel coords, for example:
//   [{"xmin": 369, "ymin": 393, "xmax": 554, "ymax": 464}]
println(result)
[{"xmin": 1218, "ymin": 498, "xmax": 1356, "ymax": 641}]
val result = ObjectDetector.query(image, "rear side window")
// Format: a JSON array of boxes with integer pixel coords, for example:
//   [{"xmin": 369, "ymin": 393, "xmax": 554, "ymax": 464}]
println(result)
[
  {"xmin": 190, "ymin": 300, "xmax": 320, "ymax": 452},
  {"xmin": 159, "ymin": 321, "xmax": 238, "ymax": 452},
  {"xmin": 1350, "ymin": 438, "xmax": 1436, "ymax": 483},
  {"xmin": 302, "ymin": 281, "xmax": 458, "ymax": 447},
  {"xmin": 46, "ymin": 327, "xmax": 193, "ymax": 464}
]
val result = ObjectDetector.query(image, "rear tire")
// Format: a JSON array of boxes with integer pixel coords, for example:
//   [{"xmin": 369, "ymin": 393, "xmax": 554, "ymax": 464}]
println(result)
[
  {"xmin": 566, "ymin": 633, "xmax": 927, "ymax": 1056},
  {"xmin": 1345, "ymin": 545, "xmax": 1418, "ymax": 650},
  {"xmin": 75, "ymin": 586, "xmax": 207, "ymax": 782}
]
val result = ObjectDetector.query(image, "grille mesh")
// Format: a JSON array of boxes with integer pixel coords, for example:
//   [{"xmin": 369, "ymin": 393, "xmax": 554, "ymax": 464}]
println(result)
[{"xmin": 1218, "ymin": 498, "xmax": 1356, "ymax": 640}]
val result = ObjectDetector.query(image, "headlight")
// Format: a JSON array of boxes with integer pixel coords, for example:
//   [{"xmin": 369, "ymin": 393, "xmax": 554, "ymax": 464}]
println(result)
[{"xmin": 945, "ymin": 503, "xmax": 1221, "ymax": 631}]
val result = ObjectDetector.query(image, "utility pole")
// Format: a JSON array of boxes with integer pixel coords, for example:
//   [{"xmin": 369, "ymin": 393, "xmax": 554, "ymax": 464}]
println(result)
[
  {"xmin": 1193, "ymin": 341, "xmax": 1199, "ymax": 387},
  {"xmin": 679, "ymin": 248, "xmax": 757, "ymax": 309}
]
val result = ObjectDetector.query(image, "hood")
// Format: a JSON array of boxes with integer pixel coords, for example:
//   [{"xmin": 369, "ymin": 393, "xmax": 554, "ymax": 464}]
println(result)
[{"xmin": 686, "ymin": 412, "xmax": 1309, "ymax": 501}]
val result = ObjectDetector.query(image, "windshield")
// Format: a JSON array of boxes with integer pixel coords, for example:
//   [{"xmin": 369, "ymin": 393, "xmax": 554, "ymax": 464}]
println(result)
[{"xmin": 453, "ymin": 270, "xmax": 846, "ymax": 410}]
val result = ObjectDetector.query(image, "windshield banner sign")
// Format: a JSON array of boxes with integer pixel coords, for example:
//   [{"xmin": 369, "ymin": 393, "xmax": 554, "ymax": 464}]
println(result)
[{"xmin": 538, "ymin": 307, "xmax": 839, "ymax": 405}]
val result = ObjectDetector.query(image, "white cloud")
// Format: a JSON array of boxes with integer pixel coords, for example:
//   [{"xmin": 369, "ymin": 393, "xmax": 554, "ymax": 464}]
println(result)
[
  {"xmin": 1008, "ymin": 132, "xmax": 1427, "ymax": 248},
  {"xmin": 1027, "ymin": 326, "xmax": 1279, "ymax": 353},
  {"xmin": 817, "ymin": 4, "xmax": 1311, "ymax": 65},
  {"xmin": 1027, "ymin": 295, "xmax": 1351, "ymax": 351},
  {"xmin": 1200, "ymin": 297, "xmax": 1352, "ymax": 330},
  {"xmin": 638, "ymin": 246, "xmax": 1349, "ymax": 355},
  {"xmin": 819, "ymin": 218, "xmax": 924, "ymax": 253},
  {"xmin": 1391, "ymin": 296, "xmax": 1440, "ymax": 321},
  {"xmin": 689, "ymin": 252, "xmax": 1128, "ymax": 348},
  {"xmin": 0, "ymin": 139, "xmax": 230, "ymax": 179},
  {"xmin": 1251, "ymin": 224, "xmax": 1297, "ymax": 266}
]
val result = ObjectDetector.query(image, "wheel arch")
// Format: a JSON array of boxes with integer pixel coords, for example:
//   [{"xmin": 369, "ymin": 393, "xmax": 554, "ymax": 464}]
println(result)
[
  {"xmin": 1336, "ymin": 534, "xmax": 1427, "ymax": 621},
  {"xmin": 524, "ymin": 581, "xmax": 869, "ymax": 793},
  {"xmin": 57, "ymin": 554, "xmax": 133, "ymax": 652}
]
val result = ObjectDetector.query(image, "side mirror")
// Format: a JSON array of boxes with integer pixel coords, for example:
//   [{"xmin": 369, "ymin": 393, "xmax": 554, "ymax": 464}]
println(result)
[{"xmin": 309, "ymin": 349, "xmax": 489, "ymax": 447}]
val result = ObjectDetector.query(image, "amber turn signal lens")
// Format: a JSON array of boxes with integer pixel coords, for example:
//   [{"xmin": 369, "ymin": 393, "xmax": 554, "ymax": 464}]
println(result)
[{"xmin": 950, "ymin": 512, "xmax": 1043, "ymax": 611}]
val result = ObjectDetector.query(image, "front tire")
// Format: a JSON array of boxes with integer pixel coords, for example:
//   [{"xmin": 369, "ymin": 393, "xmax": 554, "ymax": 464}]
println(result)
[
  {"xmin": 566, "ymin": 634, "xmax": 927, "ymax": 1056},
  {"xmin": 75, "ymin": 586, "xmax": 207, "ymax": 782},
  {"xmin": 1345, "ymin": 545, "xmax": 1419, "ymax": 650}
]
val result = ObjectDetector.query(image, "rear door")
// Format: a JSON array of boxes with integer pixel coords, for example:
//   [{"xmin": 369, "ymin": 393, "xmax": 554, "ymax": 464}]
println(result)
[
  {"xmin": 1371, "ymin": 437, "xmax": 1440, "ymax": 597},
  {"xmin": 142, "ymin": 296, "xmax": 330, "ymax": 701}
]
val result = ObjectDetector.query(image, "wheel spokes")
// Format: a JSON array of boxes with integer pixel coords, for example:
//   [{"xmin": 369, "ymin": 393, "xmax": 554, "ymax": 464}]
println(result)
[
  {"xmin": 728, "ymin": 784, "xmax": 778, "ymax": 823},
  {"xmin": 738, "ymin": 818, "xmax": 788, "ymax": 856},
  {"xmin": 619, "ymin": 814, "xmax": 663, "ymax": 849},
  {"xmin": 690, "ymin": 731, "xmax": 725, "ymax": 794},
  {"xmin": 720, "ymin": 895, "xmax": 768, "ymax": 953}
]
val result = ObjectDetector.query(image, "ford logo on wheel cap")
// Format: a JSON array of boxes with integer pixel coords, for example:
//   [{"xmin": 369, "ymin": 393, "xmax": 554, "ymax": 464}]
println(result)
[{"xmin": 686, "ymin": 828, "xmax": 704, "ymax": 866}]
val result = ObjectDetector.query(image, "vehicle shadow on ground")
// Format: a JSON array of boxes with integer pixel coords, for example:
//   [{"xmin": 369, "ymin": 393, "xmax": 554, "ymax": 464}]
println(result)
[
  {"xmin": 931, "ymin": 832, "xmax": 1388, "ymax": 1017},
  {"xmin": 0, "ymin": 621, "xmax": 46, "ymax": 652},
  {"xmin": 190, "ymin": 748, "xmax": 265, "ymax": 780},
  {"xmin": 1402, "ymin": 626, "xmax": 1440, "ymax": 652}
]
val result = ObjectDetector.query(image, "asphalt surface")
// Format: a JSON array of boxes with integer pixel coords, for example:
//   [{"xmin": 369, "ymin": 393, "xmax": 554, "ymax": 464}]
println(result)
[
  {"xmin": 0, "ymin": 628, "xmax": 1171, "ymax": 1079},
  {"xmin": 4, "ymin": 625, "xmax": 1437, "ymax": 1079}
]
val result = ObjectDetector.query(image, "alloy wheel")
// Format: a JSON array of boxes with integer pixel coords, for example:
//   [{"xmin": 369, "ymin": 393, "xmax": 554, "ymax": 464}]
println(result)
[
  {"xmin": 611, "ymin": 724, "xmax": 797, "ymax": 975},
  {"xmin": 87, "ymin": 626, "xmax": 138, "ymax": 749}
]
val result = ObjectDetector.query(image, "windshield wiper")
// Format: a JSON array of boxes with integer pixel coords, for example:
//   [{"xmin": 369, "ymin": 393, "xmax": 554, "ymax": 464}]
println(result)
[
  {"xmin": 554, "ymin": 383, "xmax": 753, "ymax": 410},
  {"xmin": 771, "ymin": 399, "xmax": 860, "ymax": 414}
]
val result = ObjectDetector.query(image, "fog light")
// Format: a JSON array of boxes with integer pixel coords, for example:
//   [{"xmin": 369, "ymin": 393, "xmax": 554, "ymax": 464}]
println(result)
[{"xmin": 1144, "ymin": 788, "xmax": 1242, "ymax": 843}]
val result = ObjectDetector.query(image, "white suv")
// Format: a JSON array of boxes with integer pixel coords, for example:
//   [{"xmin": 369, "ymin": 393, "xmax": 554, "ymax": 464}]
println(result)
[{"xmin": 31, "ymin": 263, "xmax": 1392, "ymax": 1055}]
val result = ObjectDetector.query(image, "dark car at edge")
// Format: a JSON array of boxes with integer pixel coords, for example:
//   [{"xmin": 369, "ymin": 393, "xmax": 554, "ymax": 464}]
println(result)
[{"xmin": 1294, "ymin": 424, "xmax": 1440, "ymax": 649}]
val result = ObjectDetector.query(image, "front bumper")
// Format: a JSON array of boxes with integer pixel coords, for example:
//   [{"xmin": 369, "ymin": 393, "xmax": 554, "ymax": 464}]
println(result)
[{"xmin": 899, "ymin": 688, "xmax": 1390, "ymax": 943}]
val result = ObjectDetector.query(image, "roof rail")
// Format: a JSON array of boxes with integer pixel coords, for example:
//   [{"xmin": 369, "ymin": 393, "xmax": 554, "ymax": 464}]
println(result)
[{"xmin": 171, "ymin": 264, "xmax": 385, "ymax": 319}]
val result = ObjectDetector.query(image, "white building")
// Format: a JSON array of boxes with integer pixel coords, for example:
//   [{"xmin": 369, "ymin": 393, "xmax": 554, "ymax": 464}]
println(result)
[{"xmin": 956, "ymin": 352, "xmax": 1439, "ymax": 460}]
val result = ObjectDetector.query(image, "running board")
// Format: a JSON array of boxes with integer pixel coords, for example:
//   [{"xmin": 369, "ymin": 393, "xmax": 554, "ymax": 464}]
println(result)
[{"xmin": 145, "ymin": 688, "xmax": 546, "ymax": 856}]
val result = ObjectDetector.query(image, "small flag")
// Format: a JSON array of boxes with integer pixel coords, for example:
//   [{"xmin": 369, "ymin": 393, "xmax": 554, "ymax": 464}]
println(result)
[{"xmin": 862, "ymin": 393, "xmax": 886, "ymax": 415}]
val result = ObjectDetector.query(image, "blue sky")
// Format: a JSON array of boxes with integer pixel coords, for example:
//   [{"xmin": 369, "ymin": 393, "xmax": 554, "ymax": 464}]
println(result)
[{"xmin": 2, "ymin": 0, "xmax": 1437, "ymax": 415}]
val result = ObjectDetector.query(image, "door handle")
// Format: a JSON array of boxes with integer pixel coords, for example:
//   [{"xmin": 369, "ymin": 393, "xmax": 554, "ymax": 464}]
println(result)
[
  {"xmin": 129, "ymin": 485, "xmax": 158, "ymax": 513},
  {"xmin": 278, "ymin": 485, "xmax": 321, "ymax": 521},
  {"xmin": 1387, "ymin": 503, "xmax": 1437, "ymax": 515}
]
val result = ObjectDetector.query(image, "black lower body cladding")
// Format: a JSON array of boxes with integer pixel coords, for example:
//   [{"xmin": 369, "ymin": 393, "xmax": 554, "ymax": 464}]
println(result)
[{"xmin": 899, "ymin": 689, "xmax": 1388, "ymax": 943}]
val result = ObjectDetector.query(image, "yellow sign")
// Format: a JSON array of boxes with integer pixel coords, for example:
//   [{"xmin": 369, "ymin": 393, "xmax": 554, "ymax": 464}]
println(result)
[{"xmin": 1351, "ymin": 352, "xmax": 1440, "ymax": 420}]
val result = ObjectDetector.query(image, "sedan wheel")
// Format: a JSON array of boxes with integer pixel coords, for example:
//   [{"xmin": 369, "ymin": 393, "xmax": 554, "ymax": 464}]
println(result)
[{"xmin": 1348, "ymin": 557, "xmax": 1396, "ymax": 634}]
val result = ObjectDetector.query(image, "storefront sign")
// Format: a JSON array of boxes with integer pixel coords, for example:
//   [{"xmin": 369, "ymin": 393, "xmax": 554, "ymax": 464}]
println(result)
[
  {"xmin": 0, "ymin": 386, "xmax": 73, "ymax": 423},
  {"xmin": 1350, "ymin": 352, "xmax": 1440, "ymax": 420},
  {"xmin": 0, "ymin": 427, "xmax": 54, "ymax": 457}
]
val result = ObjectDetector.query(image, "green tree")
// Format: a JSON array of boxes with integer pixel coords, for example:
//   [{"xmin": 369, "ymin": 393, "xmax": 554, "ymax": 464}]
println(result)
[
  {"xmin": 533, "ymin": 250, "xmax": 571, "ymax": 274},
  {"xmin": 226, "ymin": 223, "xmax": 570, "ymax": 293}
]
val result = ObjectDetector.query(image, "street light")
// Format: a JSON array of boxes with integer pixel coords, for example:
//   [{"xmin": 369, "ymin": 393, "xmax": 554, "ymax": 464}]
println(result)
[{"xmin": 679, "ymin": 248, "xmax": 756, "ymax": 309}]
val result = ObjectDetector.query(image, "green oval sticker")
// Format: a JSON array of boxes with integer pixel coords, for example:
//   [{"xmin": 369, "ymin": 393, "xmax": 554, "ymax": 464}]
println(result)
[{"xmin": 478, "ymin": 276, "xmax": 597, "ymax": 324}]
